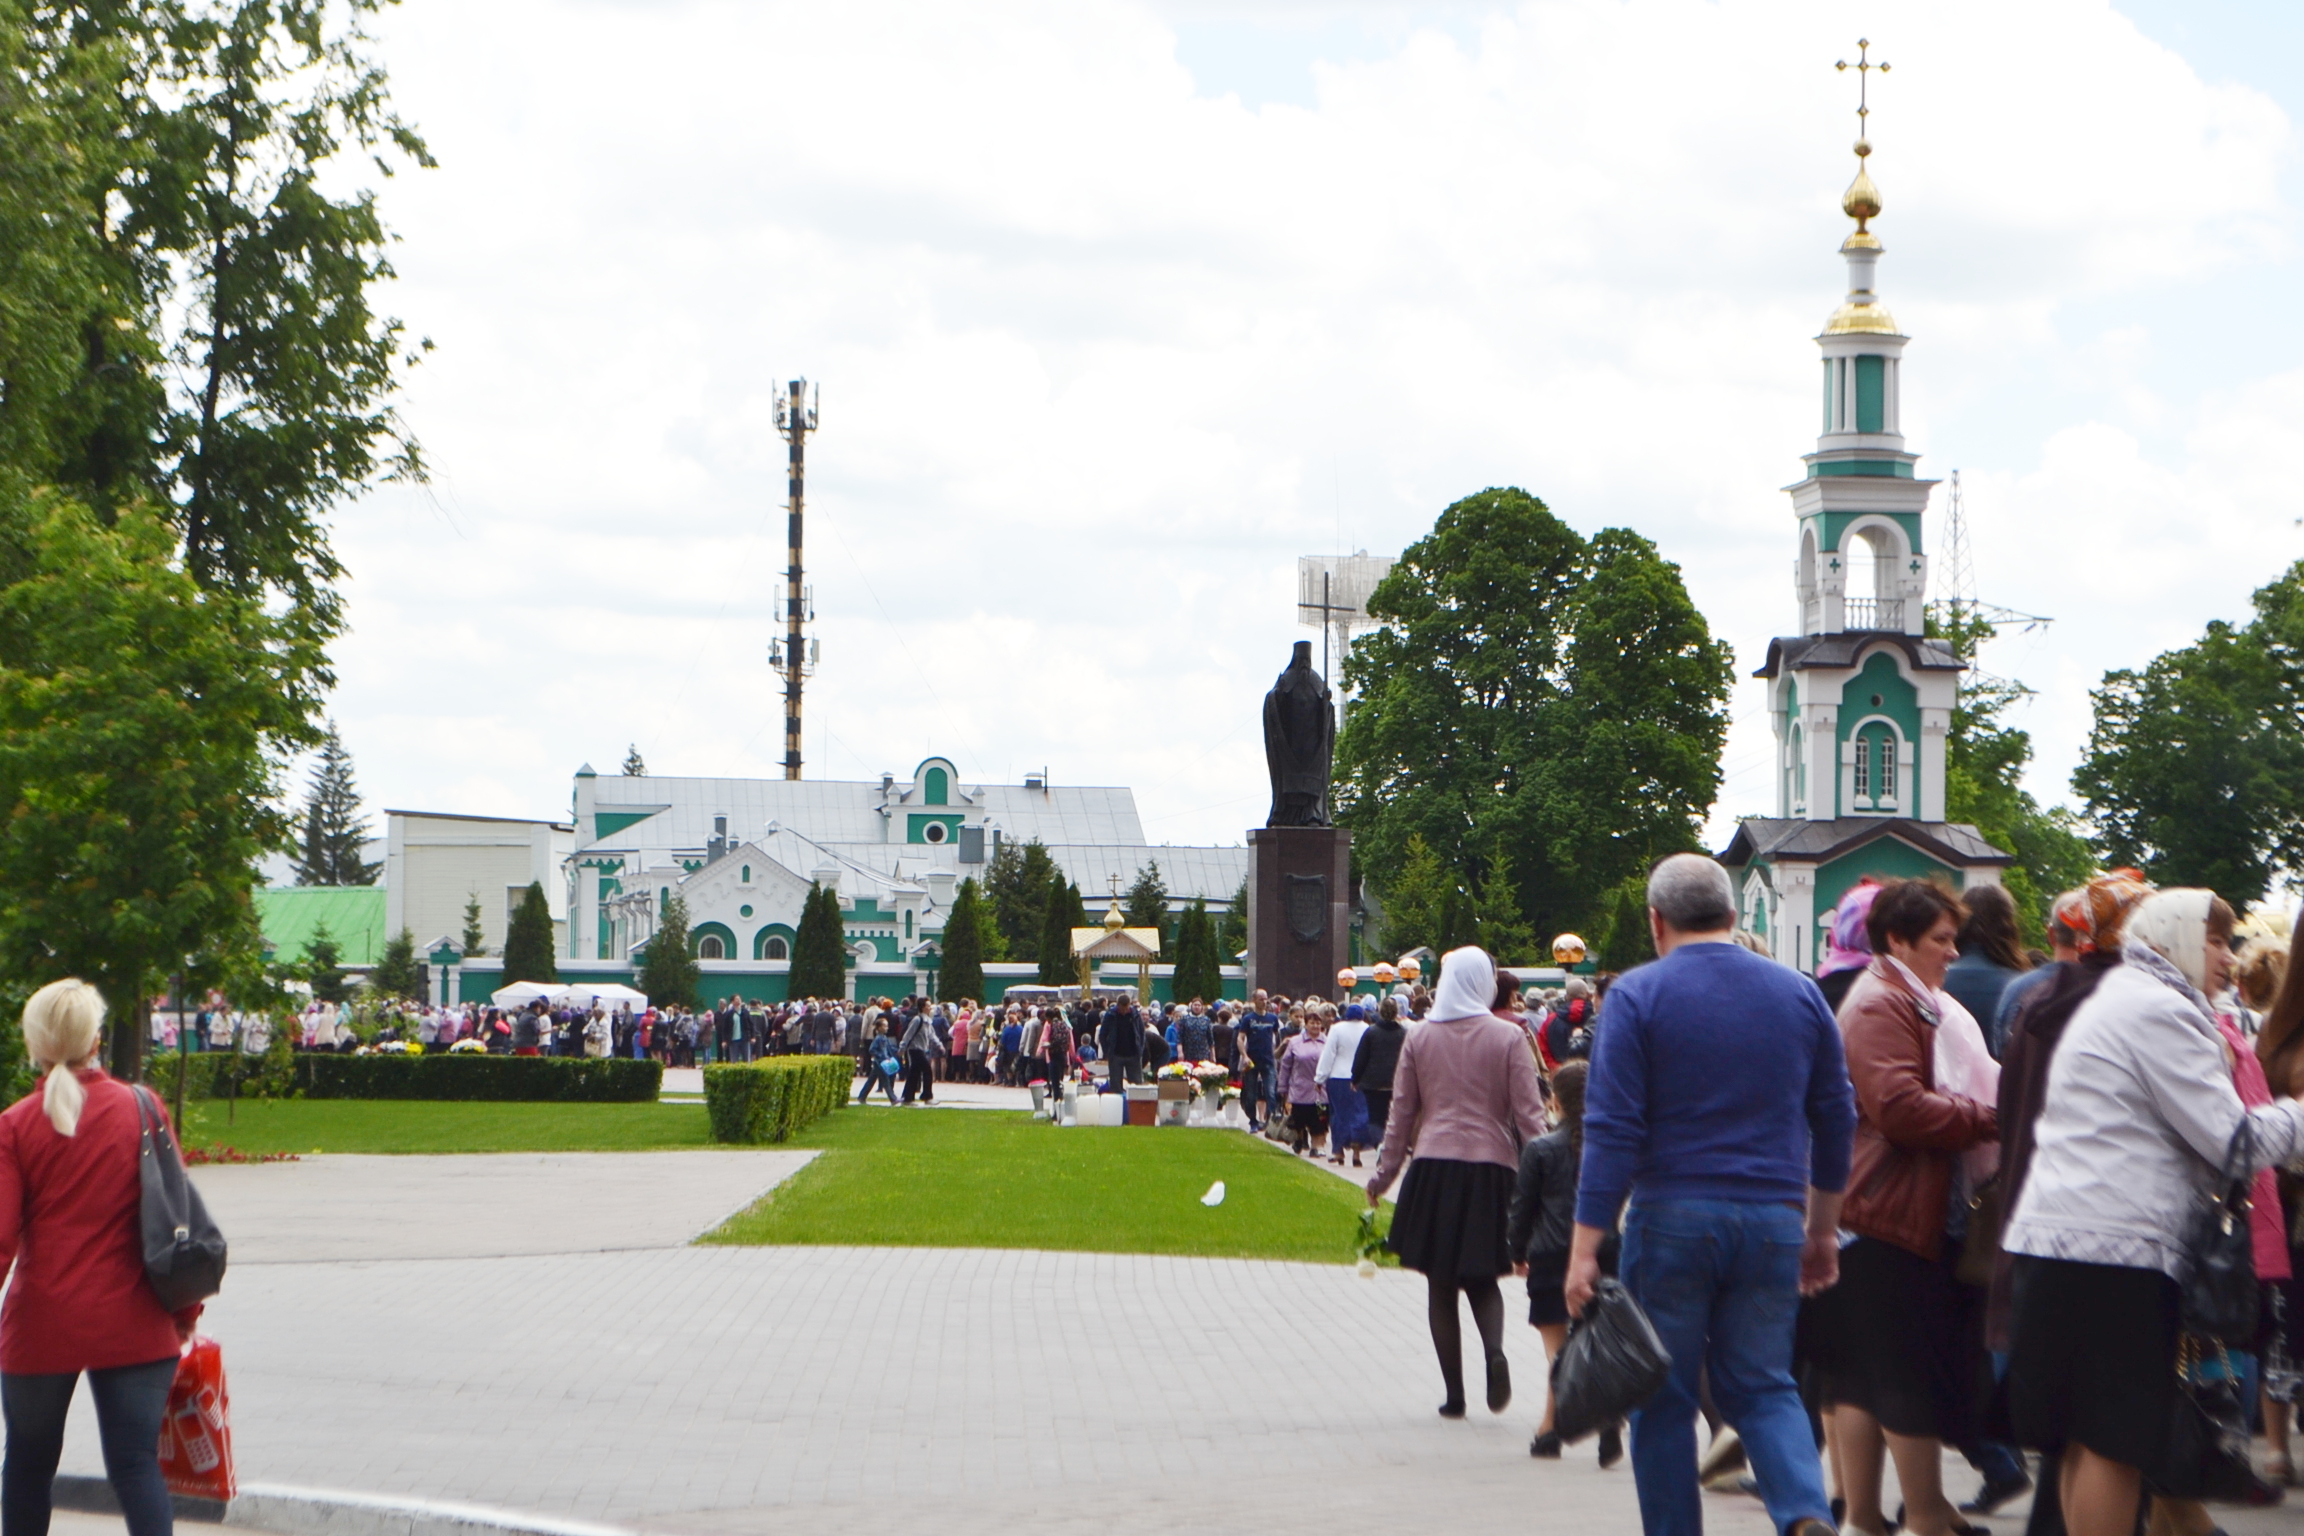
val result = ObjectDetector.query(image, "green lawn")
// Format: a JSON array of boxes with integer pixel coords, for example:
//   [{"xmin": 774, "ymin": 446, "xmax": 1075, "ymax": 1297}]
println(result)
[
  {"xmin": 703, "ymin": 1107, "xmax": 1374, "ymax": 1264},
  {"xmin": 176, "ymin": 1097, "xmax": 713, "ymax": 1154}
]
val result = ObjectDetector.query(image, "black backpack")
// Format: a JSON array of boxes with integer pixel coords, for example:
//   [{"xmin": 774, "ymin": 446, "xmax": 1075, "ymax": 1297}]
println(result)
[{"xmin": 135, "ymin": 1088, "xmax": 228, "ymax": 1312}]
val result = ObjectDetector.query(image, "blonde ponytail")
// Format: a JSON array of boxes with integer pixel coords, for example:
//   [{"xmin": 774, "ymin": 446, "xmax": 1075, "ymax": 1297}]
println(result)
[{"xmin": 22, "ymin": 980, "xmax": 104, "ymax": 1136}]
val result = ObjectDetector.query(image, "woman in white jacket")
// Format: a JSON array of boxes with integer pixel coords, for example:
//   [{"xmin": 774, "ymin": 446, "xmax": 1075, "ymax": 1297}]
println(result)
[{"xmin": 2002, "ymin": 889, "xmax": 2304, "ymax": 1536}]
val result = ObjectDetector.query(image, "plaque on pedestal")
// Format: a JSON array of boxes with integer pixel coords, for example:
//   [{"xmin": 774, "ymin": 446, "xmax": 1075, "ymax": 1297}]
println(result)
[{"xmin": 1246, "ymin": 826, "xmax": 1351, "ymax": 1002}]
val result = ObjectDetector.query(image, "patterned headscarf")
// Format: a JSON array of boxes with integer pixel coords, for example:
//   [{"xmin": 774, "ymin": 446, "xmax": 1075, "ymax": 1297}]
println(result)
[
  {"xmin": 2048, "ymin": 868, "xmax": 2152, "ymax": 955},
  {"xmin": 1818, "ymin": 882, "xmax": 1882, "ymax": 978}
]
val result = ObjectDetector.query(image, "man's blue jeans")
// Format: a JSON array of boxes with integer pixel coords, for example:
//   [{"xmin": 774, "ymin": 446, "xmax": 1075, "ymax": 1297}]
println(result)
[{"xmin": 1620, "ymin": 1198, "xmax": 1832, "ymax": 1536}]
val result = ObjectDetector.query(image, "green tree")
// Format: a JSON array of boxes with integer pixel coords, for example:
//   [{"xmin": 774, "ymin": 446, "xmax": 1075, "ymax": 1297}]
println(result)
[
  {"xmin": 985, "ymin": 837, "xmax": 1058, "ymax": 961},
  {"xmin": 460, "ymin": 892, "xmax": 487, "ymax": 958},
  {"xmin": 1591, "ymin": 873, "xmax": 1654, "ymax": 974},
  {"xmin": 1373, "ymin": 834, "xmax": 1451, "ymax": 957},
  {"xmin": 1338, "ymin": 491, "xmax": 1732, "ymax": 947},
  {"xmin": 0, "ymin": 493, "xmax": 325, "ymax": 1079},
  {"xmin": 1471, "ymin": 849, "xmax": 1535, "ymax": 965},
  {"xmin": 639, "ymin": 894, "xmax": 700, "ymax": 1010},
  {"xmin": 304, "ymin": 923, "xmax": 347, "ymax": 1005},
  {"xmin": 622, "ymin": 744, "xmax": 646, "ymax": 776},
  {"xmin": 1173, "ymin": 899, "xmax": 1224, "ymax": 1002},
  {"xmin": 371, "ymin": 925, "xmax": 423, "ymax": 1001},
  {"xmin": 2075, "ymin": 562, "xmax": 2304, "ymax": 907},
  {"xmin": 940, "ymin": 877, "xmax": 990, "ymax": 1004},
  {"xmin": 1928, "ymin": 608, "xmax": 2096, "ymax": 932},
  {"xmin": 788, "ymin": 882, "xmax": 848, "ymax": 1000},
  {"xmin": 499, "ymin": 881, "xmax": 558, "ymax": 984},
  {"xmin": 293, "ymin": 720, "xmax": 376, "ymax": 885},
  {"xmin": 1218, "ymin": 877, "xmax": 1248, "ymax": 960},
  {"xmin": 1123, "ymin": 860, "xmax": 1171, "ymax": 949},
  {"xmin": 1037, "ymin": 875, "xmax": 1087, "ymax": 986}
]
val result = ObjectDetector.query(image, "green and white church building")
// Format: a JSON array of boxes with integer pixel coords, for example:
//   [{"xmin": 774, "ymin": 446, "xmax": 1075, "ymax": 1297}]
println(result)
[{"xmin": 1720, "ymin": 128, "xmax": 2010, "ymax": 971}]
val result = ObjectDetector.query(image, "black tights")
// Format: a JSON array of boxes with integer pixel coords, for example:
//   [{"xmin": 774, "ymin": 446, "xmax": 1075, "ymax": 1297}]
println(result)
[{"xmin": 1426, "ymin": 1274, "xmax": 1506, "ymax": 1409}]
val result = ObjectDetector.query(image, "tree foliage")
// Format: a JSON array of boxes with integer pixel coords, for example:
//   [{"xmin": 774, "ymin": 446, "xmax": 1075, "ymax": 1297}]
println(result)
[
  {"xmin": 940, "ymin": 877, "xmax": 989, "ymax": 1004},
  {"xmin": 304, "ymin": 923, "xmax": 347, "ymax": 1004},
  {"xmin": 1592, "ymin": 874, "xmax": 1654, "ymax": 974},
  {"xmin": 2075, "ymin": 562, "xmax": 2304, "ymax": 907},
  {"xmin": 985, "ymin": 837, "xmax": 1059, "ymax": 962},
  {"xmin": 1219, "ymin": 877, "xmax": 1248, "ymax": 960},
  {"xmin": 499, "ymin": 881, "xmax": 557, "ymax": 984},
  {"xmin": 622, "ymin": 745, "xmax": 645, "ymax": 776},
  {"xmin": 1927, "ymin": 608, "xmax": 2095, "ymax": 933},
  {"xmin": 788, "ymin": 882, "xmax": 847, "ymax": 1001},
  {"xmin": 293, "ymin": 720, "xmax": 375, "ymax": 885},
  {"xmin": 1036, "ymin": 875, "xmax": 1087, "ymax": 986},
  {"xmin": 0, "ymin": 493, "xmax": 326, "ymax": 1077},
  {"xmin": 1123, "ymin": 861, "xmax": 1170, "ymax": 949},
  {"xmin": 371, "ymin": 925, "xmax": 422, "ymax": 1001},
  {"xmin": 1172, "ymin": 899, "xmax": 1224, "ymax": 1003},
  {"xmin": 1471, "ymin": 847, "xmax": 1535, "ymax": 965},
  {"xmin": 639, "ymin": 894, "xmax": 699, "ymax": 1010},
  {"xmin": 1337, "ymin": 489, "xmax": 1733, "ymax": 948},
  {"xmin": 460, "ymin": 892, "xmax": 486, "ymax": 958}
]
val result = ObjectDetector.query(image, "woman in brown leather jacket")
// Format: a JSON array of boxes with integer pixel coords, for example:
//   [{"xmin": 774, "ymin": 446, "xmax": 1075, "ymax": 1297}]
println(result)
[{"xmin": 1825, "ymin": 879, "xmax": 1999, "ymax": 1536}]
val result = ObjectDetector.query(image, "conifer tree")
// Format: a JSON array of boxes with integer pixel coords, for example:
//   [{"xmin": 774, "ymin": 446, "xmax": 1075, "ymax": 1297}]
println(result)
[
  {"xmin": 460, "ymin": 892, "xmax": 487, "ymax": 958},
  {"xmin": 640, "ymin": 894, "xmax": 700, "ymax": 1009},
  {"xmin": 622, "ymin": 745, "xmax": 646, "ymax": 776},
  {"xmin": 372, "ymin": 926, "xmax": 424, "ymax": 1002},
  {"xmin": 940, "ymin": 877, "xmax": 989, "ymax": 1004},
  {"xmin": 1173, "ymin": 899, "xmax": 1224, "ymax": 1003},
  {"xmin": 1123, "ymin": 861, "xmax": 1170, "ymax": 948},
  {"xmin": 1218, "ymin": 878, "xmax": 1248, "ymax": 960},
  {"xmin": 293, "ymin": 722, "xmax": 377, "ymax": 885},
  {"xmin": 499, "ymin": 882, "xmax": 558, "ymax": 983},
  {"xmin": 789, "ymin": 883, "xmax": 848, "ymax": 1000},
  {"xmin": 1472, "ymin": 850, "xmax": 1536, "ymax": 964},
  {"xmin": 985, "ymin": 838, "xmax": 1058, "ymax": 961},
  {"xmin": 305, "ymin": 924, "xmax": 349, "ymax": 1005},
  {"xmin": 1037, "ymin": 875, "xmax": 1087, "ymax": 986}
]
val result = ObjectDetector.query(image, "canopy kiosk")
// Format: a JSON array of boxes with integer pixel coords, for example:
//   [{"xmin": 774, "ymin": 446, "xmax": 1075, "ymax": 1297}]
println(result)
[{"xmin": 1071, "ymin": 900, "xmax": 1162, "ymax": 1003}]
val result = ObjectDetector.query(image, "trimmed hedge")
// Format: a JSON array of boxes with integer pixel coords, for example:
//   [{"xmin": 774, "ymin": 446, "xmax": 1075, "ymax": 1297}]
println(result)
[
  {"xmin": 703, "ymin": 1058, "xmax": 852, "ymax": 1144},
  {"xmin": 188, "ymin": 1053, "xmax": 662, "ymax": 1102}
]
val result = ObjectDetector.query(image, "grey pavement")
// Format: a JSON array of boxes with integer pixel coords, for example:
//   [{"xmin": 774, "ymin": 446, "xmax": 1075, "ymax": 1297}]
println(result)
[{"xmin": 39, "ymin": 1149, "xmax": 2304, "ymax": 1536}]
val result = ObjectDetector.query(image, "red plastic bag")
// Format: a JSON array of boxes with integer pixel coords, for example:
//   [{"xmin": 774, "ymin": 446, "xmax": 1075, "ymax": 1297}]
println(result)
[{"xmin": 157, "ymin": 1336, "xmax": 235, "ymax": 1501}]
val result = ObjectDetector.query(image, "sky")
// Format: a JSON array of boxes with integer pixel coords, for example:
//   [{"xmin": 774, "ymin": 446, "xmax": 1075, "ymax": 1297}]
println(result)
[{"xmin": 326, "ymin": 0, "xmax": 2304, "ymax": 861}]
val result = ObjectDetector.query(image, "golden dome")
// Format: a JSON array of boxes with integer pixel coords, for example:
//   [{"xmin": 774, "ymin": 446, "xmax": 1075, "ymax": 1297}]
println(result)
[
  {"xmin": 1825, "ymin": 299, "xmax": 1899, "ymax": 335},
  {"xmin": 1842, "ymin": 166, "xmax": 1881, "ymax": 226},
  {"xmin": 1103, "ymin": 900, "xmax": 1125, "ymax": 930}
]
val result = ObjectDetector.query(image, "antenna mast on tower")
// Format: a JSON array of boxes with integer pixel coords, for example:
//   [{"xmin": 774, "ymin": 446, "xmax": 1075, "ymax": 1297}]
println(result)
[
  {"xmin": 1929, "ymin": 469, "xmax": 2049, "ymax": 689},
  {"xmin": 771, "ymin": 379, "xmax": 820, "ymax": 781}
]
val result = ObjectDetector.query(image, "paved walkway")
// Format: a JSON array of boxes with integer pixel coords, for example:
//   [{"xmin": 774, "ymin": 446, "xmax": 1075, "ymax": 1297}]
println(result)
[{"xmin": 42, "ymin": 1148, "xmax": 2304, "ymax": 1536}]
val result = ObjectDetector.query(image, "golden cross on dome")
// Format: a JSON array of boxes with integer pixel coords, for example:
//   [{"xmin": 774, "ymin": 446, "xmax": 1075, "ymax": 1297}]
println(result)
[{"xmin": 1835, "ymin": 38, "xmax": 1889, "ymax": 131}]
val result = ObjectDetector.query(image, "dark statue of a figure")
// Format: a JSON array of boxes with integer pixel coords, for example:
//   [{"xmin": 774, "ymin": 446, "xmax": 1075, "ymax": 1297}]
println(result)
[{"xmin": 1263, "ymin": 641, "xmax": 1335, "ymax": 828}]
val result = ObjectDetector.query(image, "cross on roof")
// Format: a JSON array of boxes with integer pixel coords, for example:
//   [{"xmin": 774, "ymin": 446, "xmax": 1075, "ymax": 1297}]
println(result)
[{"xmin": 1835, "ymin": 39, "xmax": 1889, "ymax": 132}]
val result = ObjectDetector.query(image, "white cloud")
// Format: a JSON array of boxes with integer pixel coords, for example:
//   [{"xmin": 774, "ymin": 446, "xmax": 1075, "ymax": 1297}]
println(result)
[{"xmin": 326, "ymin": 0, "xmax": 2302, "ymax": 859}]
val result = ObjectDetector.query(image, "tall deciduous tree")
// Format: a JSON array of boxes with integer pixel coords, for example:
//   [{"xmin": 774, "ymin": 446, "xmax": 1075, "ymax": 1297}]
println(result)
[
  {"xmin": 940, "ymin": 877, "xmax": 989, "ymax": 1004},
  {"xmin": 499, "ymin": 882, "xmax": 557, "ymax": 984},
  {"xmin": 788, "ymin": 882, "xmax": 847, "ymax": 1001},
  {"xmin": 1337, "ymin": 490, "xmax": 1733, "ymax": 946},
  {"xmin": 1037, "ymin": 875, "xmax": 1087, "ymax": 986},
  {"xmin": 639, "ymin": 894, "xmax": 700, "ymax": 1010},
  {"xmin": 2075, "ymin": 562, "xmax": 2304, "ymax": 907},
  {"xmin": 985, "ymin": 837, "xmax": 1058, "ymax": 962},
  {"xmin": 0, "ymin": 493, "xmax": 325, "ymax": 1078},
  {"xmin": 293, "ymin": 721, "xmax": 376, "ymax": 885}
]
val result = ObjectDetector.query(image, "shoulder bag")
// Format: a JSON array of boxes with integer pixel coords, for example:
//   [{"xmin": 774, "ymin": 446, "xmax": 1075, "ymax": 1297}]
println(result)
[
  {"xmin": 135, "ymin": 1087, "xmax": 228, "ymax": 1312},
  {"xmin": 2176, "ymin": 1118, "xmax": 2258, "ymax": 1348}
]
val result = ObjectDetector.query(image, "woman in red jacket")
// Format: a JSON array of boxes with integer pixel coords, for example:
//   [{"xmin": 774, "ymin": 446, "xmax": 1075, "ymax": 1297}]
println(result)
[{"xmin": 0, "ymin": 979, "xmax": 199, "ymax": 1536}]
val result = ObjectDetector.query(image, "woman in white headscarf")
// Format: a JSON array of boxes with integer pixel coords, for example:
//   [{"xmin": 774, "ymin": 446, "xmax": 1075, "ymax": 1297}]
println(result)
[
  {"xmin": 2003, "ymin": 889, "xmax": 2304, "ymax": 1536},
  {"xmin": 1366, "ymin": 946, "xmax": 1549, "ymax": 1418}
]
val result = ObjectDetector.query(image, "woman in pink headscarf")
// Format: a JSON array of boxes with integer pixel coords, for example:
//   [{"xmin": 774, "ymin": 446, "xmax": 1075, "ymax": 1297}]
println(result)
[
  {"xmin": 1816, "ymin": 881, "xmax": 1883, "ymax": 1014},
  {"xmin": 1366, "ymin": 946, "xmax": 1549, "ymax": 1419}
]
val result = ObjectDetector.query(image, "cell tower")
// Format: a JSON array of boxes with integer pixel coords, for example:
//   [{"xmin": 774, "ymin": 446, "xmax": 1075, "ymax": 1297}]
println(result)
[
  {"xmin": 1297, "ymin": 552, "xmax": 1395, "ymax": 689},
  {"xmin": 1929, "ymin": 470, "xmax": 2048, "ymax": 687},
  {"xmin": 770, "ymin": 379, "xmax": 820, "ymax": 781}
]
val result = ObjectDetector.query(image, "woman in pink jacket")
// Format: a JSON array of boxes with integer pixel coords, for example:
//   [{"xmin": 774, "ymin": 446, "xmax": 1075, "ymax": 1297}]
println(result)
[{"xmin": 1368, "ymin": 946, "xmax": 1549, "ymax": 1419}]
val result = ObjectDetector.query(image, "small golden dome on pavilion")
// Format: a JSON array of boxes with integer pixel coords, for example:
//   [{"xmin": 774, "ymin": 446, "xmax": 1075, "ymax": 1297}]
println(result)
[{"xmin": 1824, "ymin": 298, "xmax": 1900, "ymax": 335}]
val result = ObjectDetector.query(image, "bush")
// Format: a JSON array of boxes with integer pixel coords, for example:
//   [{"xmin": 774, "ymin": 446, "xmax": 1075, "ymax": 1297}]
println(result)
[
  {"xmin": 190, "ymin": 1053, "xmax": 661, "ymax": 1102},
  {"xmin": 703, "ymin": 1057, "xmax": 852, "ymax": 1144}
]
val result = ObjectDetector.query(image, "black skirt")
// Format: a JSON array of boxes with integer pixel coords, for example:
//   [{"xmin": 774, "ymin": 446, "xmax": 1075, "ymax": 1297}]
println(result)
[
  {"xmin": 2006, "ymin": 1255, "xmax": 2179, "ymax": 1477},
  {"xmin": 1387, "ymin": 1158, "xmax": 1514, "ymax": 1285},
  {"xmin": 1822, "ymin": 1236, "xmax": 1988, "ymax": 1443}
]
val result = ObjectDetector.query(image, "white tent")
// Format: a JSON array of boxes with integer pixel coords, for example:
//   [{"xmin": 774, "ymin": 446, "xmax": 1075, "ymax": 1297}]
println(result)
[
  {"xmin": 490, "ymin": 980, "xmax": 560, "ymax": 1007},
  {"xmin": 551, "ymin": 982, "xmax": 649, "ymax": 1009}
]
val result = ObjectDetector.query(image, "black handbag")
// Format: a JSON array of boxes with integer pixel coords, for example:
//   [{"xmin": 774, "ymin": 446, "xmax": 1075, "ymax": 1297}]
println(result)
[
  {"xmin": 135, "ymin": 1087, "xmax": 228, "ymax": 1312},
  {"xmin": 1549, "ymin": 1277, "xmax": 1672, "ymax": 1442},
  {"xmin": 2177, "ymin": 1119, "xmax": 2258, "ymax": 1347},
  {"xmin": 2153, "ymin": 1333, "xmax": 2273, "ymax": 1503}
]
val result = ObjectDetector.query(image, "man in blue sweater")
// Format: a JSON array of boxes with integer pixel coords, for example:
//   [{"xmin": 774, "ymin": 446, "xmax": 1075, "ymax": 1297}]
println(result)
[{"xmin": 1566, "ymin": 853, "xmax": 1856, "ymax": 1536}]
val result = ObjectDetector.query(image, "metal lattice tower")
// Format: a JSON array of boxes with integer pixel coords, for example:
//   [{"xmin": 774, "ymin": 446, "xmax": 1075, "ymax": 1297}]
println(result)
[
  {"xmin": 1928, "ymin": 470, "xmax": 2050, "ymax": 688},
  {"xmin": 771, "ymin": 380, "xmax": 820, "ymax": 781},
  {"xmin": 1297, "ymin": 552, "xmax": 1395, "ymax": 689}
]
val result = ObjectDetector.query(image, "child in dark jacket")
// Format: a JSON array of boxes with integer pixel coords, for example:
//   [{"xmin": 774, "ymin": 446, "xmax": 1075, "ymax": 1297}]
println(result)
[{"xmin": 1506, "ymin": 1060, "xmax": 1621, "ymax": 1464}]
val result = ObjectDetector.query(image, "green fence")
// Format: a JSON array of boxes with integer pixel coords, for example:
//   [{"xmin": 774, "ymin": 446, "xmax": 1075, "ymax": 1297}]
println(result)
[{"xmin": 702, "ymin": 1057, "xmax": 853, "ymax": 1144}]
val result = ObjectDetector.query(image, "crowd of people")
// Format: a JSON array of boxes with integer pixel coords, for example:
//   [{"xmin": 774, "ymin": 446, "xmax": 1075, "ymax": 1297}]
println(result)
[{"xmin": 1343, "ymin": 851, "xmax": 2304, "ymax": 1536}]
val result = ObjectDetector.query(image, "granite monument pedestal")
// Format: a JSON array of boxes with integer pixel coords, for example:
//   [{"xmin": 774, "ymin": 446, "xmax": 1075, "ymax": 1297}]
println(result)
[{"xmin": 1246, "ymin": 826, "xmax": 1351, "ymax": 1003}]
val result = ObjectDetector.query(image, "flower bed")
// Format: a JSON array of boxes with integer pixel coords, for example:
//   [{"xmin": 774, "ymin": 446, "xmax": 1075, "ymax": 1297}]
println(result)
[
  {"xmin": 183, "ymin": 1145, "xmax": 301, "ymax": 1166},
  {"xmin": 187, "ymin": 1054, "xmax": 663, "ymax": 1102},
  {"xmin": 703, "ymin": 1057, "xmax": 853, "ymax": 1145}
]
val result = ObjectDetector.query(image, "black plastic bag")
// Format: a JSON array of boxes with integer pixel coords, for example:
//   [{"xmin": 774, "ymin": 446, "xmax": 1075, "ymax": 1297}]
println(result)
[{"xmin": 1549, "ymin": 1277, "xmax": 1671, "ymax": 1441}]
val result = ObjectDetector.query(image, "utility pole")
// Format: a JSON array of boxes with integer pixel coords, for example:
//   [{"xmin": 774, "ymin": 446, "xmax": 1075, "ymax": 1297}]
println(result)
[{"xmin": 771, "ymin": 379, "xmax": 819, "ymax": 780}]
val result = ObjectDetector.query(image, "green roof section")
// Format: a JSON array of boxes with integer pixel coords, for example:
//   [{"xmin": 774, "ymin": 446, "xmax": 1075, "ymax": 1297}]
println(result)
[{"xmin": 256, "ymin": 886, "xmax": 387, "ymax": 966}]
